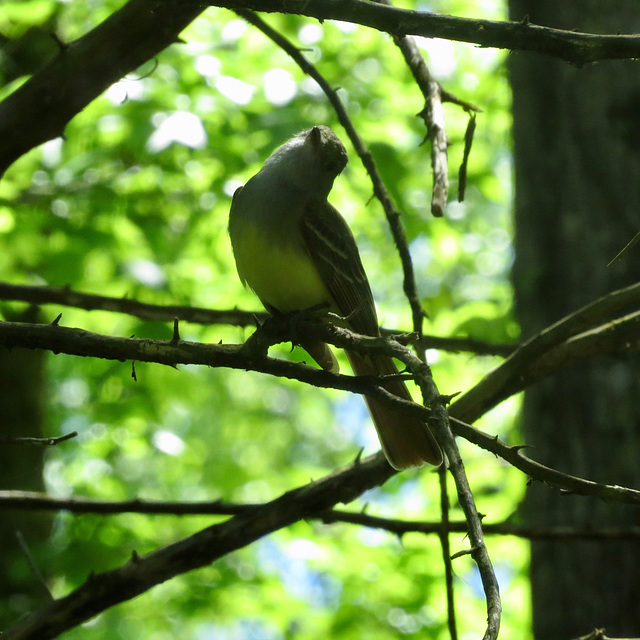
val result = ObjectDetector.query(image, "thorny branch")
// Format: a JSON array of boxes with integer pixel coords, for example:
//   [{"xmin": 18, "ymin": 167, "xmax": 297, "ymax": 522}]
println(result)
[
  {"xmin": 203, "ymin": 0, "xmax": 640, "ymax": 65},
  {"xmin": 0, "ymin": 281, "xmax": 514, "ymax": 356},
  {"xmin": 3, "ymin": 291, "xmax": 640, "ymax": 637},
  {"xmin": 3, "ymin": 293, "xmax": 640, "ymax": 506},
  {"xmin": 4, "ymin": 491, "xmax": 640, "ymax": 540},
  {"xmin": 2, "ymin": 454, "xmax": 396, "ymax": 640}
]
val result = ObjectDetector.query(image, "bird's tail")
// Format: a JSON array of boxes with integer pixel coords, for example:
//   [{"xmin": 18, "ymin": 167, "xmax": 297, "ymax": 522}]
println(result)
[{"xmin": 346, "ymin": 351, "xmax": 442, "ymax": 470}]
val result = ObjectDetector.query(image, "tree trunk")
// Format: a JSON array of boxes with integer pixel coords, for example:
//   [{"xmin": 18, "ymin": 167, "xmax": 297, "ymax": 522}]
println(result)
[
  {"xmin": 0, "ymin": 308, "xmax": 50, "ymax": 627},
  {"xmin": 510, "ymin": 0, "xmax": 640, "ymax": 640},
  {"xmin": 509, "ymin": 2, "xmax": 640, "ymax": 638}
]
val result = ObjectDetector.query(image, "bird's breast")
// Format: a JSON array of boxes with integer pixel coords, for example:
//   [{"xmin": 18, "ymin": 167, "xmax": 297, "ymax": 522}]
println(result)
[{"xmin": 231, "ymin": 221, "xmax": 332, "ymax": 314}]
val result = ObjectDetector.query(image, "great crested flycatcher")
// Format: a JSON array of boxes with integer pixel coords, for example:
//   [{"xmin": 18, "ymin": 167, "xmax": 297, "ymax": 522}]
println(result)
[{"xmin": 229, "ymin": 125, "xmax": 441, "ymax": 469}]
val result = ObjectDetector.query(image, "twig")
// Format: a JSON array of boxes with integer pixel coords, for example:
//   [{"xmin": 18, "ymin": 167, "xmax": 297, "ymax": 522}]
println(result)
[
  {"xmin": 373, "ymin": 0, "xmax": 451, "ymax": 217},
  {"xmin": 458, "ymin": 113, "xmax": 476, "ymax": 202},
  {"xmin": 572, "ymin": 628, "xmax": 640, "ymax": 640},
  {"xmin": 0, "ymin": 431, "xmax": 77, "ymax": 446},
  {"xmin": 320, "ymin": 510, "xmax": 640, "ymax": 540},
  {"xmin": 412, "ymin": 330, "xmax": 514, "ymax": 357},
  {"xmin": 438, "ymin": 466, "xmax": 458, "ymax": 640},
  {"xmin": 607, "ymin": 230, "xmax": 640, "ymax": 266},
  {"xmin": 15, "ymin": 530, "xmax": 53, "ymax": 601},
  {"xmin": 0, "ymin": 491, "xmax": 262, "ymax": 515},
  {"xmin": 0, "ymin": 282, "xmax": 265, "ymax": 327},
  {"xmin": 6, "ymin": 491, "xmax": 640, "ymax": 540}
]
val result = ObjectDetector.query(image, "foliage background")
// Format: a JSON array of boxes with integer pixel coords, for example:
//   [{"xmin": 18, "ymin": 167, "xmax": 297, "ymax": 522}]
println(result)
[{"xmin": 0, "ymin": 0, "xmax": 529, "ymax": 637}]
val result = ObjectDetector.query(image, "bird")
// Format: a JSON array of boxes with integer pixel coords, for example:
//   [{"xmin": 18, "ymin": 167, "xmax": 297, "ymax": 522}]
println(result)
[{"xmin": 228, "ymin": 125, "xmax": 441, "ymax": 469}]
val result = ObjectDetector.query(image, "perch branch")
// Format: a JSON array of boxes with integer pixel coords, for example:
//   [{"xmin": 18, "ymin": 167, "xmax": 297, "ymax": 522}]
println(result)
[{"xmin": 3, "ymin": 311, "xmax": 640, "ymax": 506}]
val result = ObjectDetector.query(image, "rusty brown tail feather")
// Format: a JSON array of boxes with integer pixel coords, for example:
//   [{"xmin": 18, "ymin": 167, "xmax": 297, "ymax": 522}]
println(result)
[{"xmin": 346, "ymin": 351, "xmax": 442, "ymax": 470}]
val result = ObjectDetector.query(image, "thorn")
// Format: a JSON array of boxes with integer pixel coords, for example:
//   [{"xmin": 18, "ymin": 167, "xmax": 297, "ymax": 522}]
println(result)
[
  {"xmin": 130, "ymin": 550, "xmax": 140, "ymax": 563},
  {"xmin": 171, "ymin": 317, "xmax": 180, "ymax": 344},
  {"xmin": 51, "ymin": 313, "xmax": 62, "ymax": 326},
  {"xmin": 353, "ymin": 447, "xmax": 364, "ymax": 464},
  {"xmin": 131, "ymin": 361, "xmax": 137, "ymax": 382},
  {"xmin": 451, "ymin": 547, "xmax": 475, "ymax": 560},
  {"xmin": 438, "ymin": 391, "xmax": 461, "ymax": 405}
]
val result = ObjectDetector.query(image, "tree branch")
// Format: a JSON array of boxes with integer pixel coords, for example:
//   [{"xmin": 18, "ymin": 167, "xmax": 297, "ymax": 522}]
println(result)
[
  {"xmin": 449, "ymin": 417, "xmax": 640, "ymax": 505},
  {"xmin": 3, "ymin": 298, "xmax": 640, "ymax": 508},
  {"xmin": 5, "ymin": 491, "xmax": 640, "ymax": 540},
  {"xmin": 204, "ymin": 0, "xmax": 640, "ymax": 65},
  {"xmin": 0, "ymin": 432, "xmax": 78, "ymax": 446},
  {"xmin": 2, "ymin": 0, "xmax": 640, "ymax": 179},
  {"xmin": 375, "ymin": 0, "xmax": 451, "ymax": 217},
  {"xmin": 0, "ymin": 0, "xmax": 204, "ymax": 177},
  {"xmin": 0, "ymin": 281, "xmax": 266, "ymax": 327},
  {"xmin": 2, "ymin": 454, "xmax": 396, "ymax": 640},
  {"xmin": 451, "ymin": 280, "xmax": 640, "ymax": 423},
  {"xmin": 0, "ymin": 281, "xmax": 512, "ymax": 354}
]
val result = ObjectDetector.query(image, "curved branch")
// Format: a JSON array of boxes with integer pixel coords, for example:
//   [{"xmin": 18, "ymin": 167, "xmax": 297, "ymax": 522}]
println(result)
[
  {"xmin": 210, "ymin": 0, "xmax": 640, "ymax": 64},
  {"xmin": 3, "ymin": 454, "xmax": 395, "ymax": 640},
  {"xmin": 451, "ymin": 281, "xmax": 640, "ymax": 422},
  {"xmin": 0, "ymin": 0, "xmax": 204, "ymax": 177}
]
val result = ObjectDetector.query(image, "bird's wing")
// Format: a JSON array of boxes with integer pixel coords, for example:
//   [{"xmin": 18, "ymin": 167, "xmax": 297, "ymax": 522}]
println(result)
[{"xmin": 300, "ymin": 200, "xmax": 379, "ymax": 337}]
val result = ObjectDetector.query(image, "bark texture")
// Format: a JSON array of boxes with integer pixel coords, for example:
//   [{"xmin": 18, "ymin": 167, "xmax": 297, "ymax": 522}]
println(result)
[
  {"xmin": 509, "ymin": 1, "xmax": 640, "ymax": 638},
  {"xmin": 0, "ymin": 309, "xmax": 49, "ymax": 627}
]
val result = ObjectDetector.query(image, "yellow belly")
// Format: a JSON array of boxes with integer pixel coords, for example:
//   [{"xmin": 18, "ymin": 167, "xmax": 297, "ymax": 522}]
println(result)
[{"xmin": 233, "ymin": 224, "xmax": 331, "ymax": 313}]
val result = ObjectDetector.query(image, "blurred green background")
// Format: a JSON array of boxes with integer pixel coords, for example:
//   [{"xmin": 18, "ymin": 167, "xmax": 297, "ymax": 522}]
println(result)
[{"xmin": 0, "ymin": 1, "xmax": 529, "ymax": 637}]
